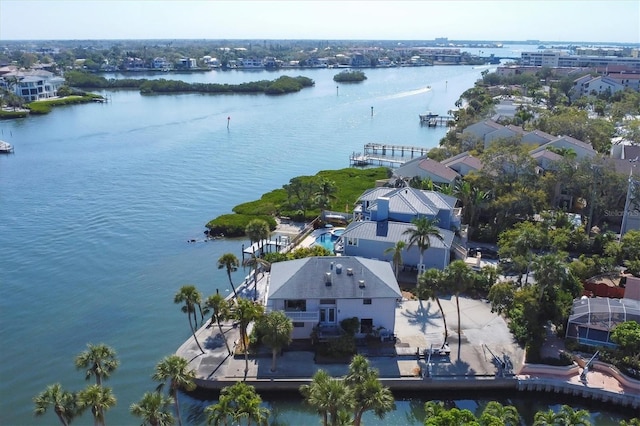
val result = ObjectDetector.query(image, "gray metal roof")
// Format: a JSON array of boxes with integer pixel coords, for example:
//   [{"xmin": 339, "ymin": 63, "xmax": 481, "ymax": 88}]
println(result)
[
  {"xmin": 360, "ymin": 187, "xmax": 458, "ymax": 218},
  {"xmin": 342, "ymin": 220, "xmax": 454, "ymax": 249},
  {"xmin": 268, "ymin": 256, "xmax": 402, "ymax": 300}
]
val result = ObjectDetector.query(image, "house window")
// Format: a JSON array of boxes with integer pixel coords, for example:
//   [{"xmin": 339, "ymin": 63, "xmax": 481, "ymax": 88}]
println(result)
[
  {"xmin": 347, "ymin": 237, "xmax": 358, "ymax": 246},
  {"xmin": 292, "ymin": 322, "xmax": 304, "ymax": 328},
  {"xmin": 285, "ymin": 300, "xmax": 306, "ymax": 311},
  {"xmin": 319, "ymin": 299, "xmax": 336, "ymax": 305},
  {"xmin": 363, "ymin": 298, "xmax": 372, "ymax": 305},
  {"xmin": 360, "ymin": 319, "xmax": 373, "ymax": 334}
]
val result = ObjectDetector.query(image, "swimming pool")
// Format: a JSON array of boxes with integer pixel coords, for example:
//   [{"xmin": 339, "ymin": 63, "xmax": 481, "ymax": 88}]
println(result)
[{"xmin": 313, "ymin": 228, "xmax": 345, "ymax": 253}]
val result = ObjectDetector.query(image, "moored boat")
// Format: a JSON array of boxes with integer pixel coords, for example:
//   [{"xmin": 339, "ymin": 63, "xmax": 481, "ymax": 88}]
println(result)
[{"xmin": 0, "ymin": 140, "xmax": 14, "ymax": 154}]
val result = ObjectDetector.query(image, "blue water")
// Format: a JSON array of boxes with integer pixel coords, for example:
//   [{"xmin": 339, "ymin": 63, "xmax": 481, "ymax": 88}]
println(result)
[
  {"xmin": 0, "ymin": 48, "xmax": 633, "ymax": 425},
  {"xmin": 314, "ymin": 232, "xmax": 339, "ymax": 252}
]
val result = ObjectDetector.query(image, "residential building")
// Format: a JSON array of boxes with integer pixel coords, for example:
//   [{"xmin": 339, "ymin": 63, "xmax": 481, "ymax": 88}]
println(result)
[
  {"xmin": 266, "ymin": 256, "xmax": 402, "ymax": 340},
  {"xmin": 0, "ymin": 69, "xmax": 65, "ymax": 102},
  {"xmin": 571, "ymin": 75, "xmax": 624, "ymax": 100},
  {"xmin": 393, "ymin": 156, "xmax": 460, "ymax": 185}
]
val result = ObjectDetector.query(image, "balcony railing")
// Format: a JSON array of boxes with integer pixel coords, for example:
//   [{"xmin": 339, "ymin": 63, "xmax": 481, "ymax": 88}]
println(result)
[{"xmin": 283, "ymin": 310, "xmax": 320, "ymax": 322}]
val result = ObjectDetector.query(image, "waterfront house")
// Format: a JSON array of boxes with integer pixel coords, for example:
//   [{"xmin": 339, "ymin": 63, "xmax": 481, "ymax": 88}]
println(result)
[
  {"xmin": 266, "ymin": 256, "xmax": 402, "ymax": 340},
  {"xmin": 393, "ymin": 156, "xmax": 460, "ymax": 185},
  {"xmin": 344, "ymin": 186, "xmax": 457, "ymax": 271},
  {"xmin": 440, "ymin": 152, "xmax": 483, "ymax": 177},
  {"xmin": 341, "ymin": 220, "xmax": 454, "ymax": 271},
  {"xmin": 0, "ymin": 69, "xmax": 65, "ymax": 102}
]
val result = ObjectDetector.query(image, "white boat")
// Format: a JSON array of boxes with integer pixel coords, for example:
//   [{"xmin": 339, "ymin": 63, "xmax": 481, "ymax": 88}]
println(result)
[{"xmin": 0, "ymin": 140, "xmax": 14, "ymax": 154}]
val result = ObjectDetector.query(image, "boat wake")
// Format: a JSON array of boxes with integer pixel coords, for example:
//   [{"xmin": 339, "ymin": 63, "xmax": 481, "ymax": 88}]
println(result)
[{"xmin": 381, "ymin": 86, "xmax": 431, "ymax": 101}]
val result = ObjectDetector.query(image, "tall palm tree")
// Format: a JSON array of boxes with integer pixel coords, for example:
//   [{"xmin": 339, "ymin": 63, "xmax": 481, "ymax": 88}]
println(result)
[
  {"xmin": 245, "ymin": 218, "xmax": 270, "ymax": 251},
  {"xmin": 344, "ymin": 355, "xmax": 395, "ymax": 426},
  {"xmin": 217, "ymin": 253, "xmax": 240, "ymax": 300},
  {"xmin": 76, "ymin": 384, "xmax": 116, "ymax": 426},
  {"xmin": 242, "ymin": 254, "xmax": 270, "ymax": 301},
  {"xmin": 130, "ymin": 392, "xmax": 175, "ymax": 426},
  {"xmin": 417, "ymin": 268, "xmax": 449, "ymax": 342},
  {"xmin": 444, "ymin": 260, "xmax": 474, "ymax": 346},
  {"xmin": 300, "ymin": 370, "xmax": 354, "ymax": 426},
  {"xmin": 315, "ymin": 178, "xmax": 338, "ymax": 210},
  {"xmin": 33, "ymin": 383, "xmax": 77, "ymax": 426},
  {"xmin": 74, "ymin": 343, "xmax": 120, "ymax": 387},
  {"xmin": 384, "ymin": 240, "xmax": 406, "ymax": 280},
  {"xmin": 204, "ymin": 382, "xmax": 269, "ymax": 426},
  {"xmin": 257, "ymin": 311, "xmax": 293, "ymax": 372},
  {"xmin": 403, "ymin": 216, "xmax": 443, "ymax": 280},
  {"xmin": 231, "ymin": 298, "xmax": 265, "ymax": 378},
  {"xmin": 480, "ymin": 401, "xmax": 520, "ymax": 426},
  {"xmin": 204, "ymin": 293, "xmax": 232, "ymax": 356},
  {"xmin": 174, "ymin": 285, "xmax": 206, "ymax": 354},
  {"xmin": 152, "ymin": 355, "xmax": 196, "ymax": 426}
]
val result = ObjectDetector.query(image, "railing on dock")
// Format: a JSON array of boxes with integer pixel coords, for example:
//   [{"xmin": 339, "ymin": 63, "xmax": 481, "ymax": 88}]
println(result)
[{"xmin": 350, "ymin": 142, "xmax": 430, "ymax": 167}]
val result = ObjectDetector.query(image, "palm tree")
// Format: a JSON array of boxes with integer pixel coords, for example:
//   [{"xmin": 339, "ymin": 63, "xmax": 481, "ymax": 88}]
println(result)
[
  {"xmin": 152, "ymin": 355, "xmax": 196, "ymax": 426},
  {"xmin": 130, "ymin": 392, "xmax": 175, "ymax": 426},
  {"xmin": 217, "ymin": 253, "xmax": 240, "ymax": 300},
  {"xmin": 33, "ymin": 383, "xmax": 77, "ymax": 426},
  {"xmin": 403, "ymin": 216, "xmax": 443, "ymax": 279},
  {"xmin": 444, "ymin": 260, "xmax": 474, "ymax": 346},
  {"xmin": 257, "ymin": 311, "xmax": 293, "ymax": 372},
  {"xmin": 315, "ymin": 178, "xmax": 338, "ymax": 210},
  {"xmin": 344, "ymin": 355, "xmax": 395, "ymax": 426},
  {"xmin": 480, "ymin": 401, "xmax": 520, "ymax": 426},
  {"xmin": 384, "ymin": 240, "xmax": 406, "ymax": 280},
  {"xmin": 245, "ymin": 218, "xmax": 270, "ymax": 251},
  {"xmin": 76, "ymin": 384, "xmax": 116, "ymax": 426},
  {"xmin": 231, "ymin": 298, "xmax": 265, "ymax": 378},
  {"xmin": 533, "ymin": 409, "xmax": 558, "ymax": 426},
  {"xmin": 74, "ymin": 343, "xmax": 120, "ymax": 386},
  {"xmin": 174, "ymin": 285, "xmax": 206, "ymax": 354},
  {"xmin": 242, "ymin": 254, "xmax": 270, "ymax": 301},
  {"xmin": 204, "ymin": 382, "xmax": 269, "ymax": 426},
  {"xmin": 555, "ymin": 405, "xmax": 591, "ymax": 426},
  {"xmin": 532, "ymin": 252, "xmax": 568, "ymax": 303},
  {"xmin": 300, "ymin": 370, "xmax": 354, "ymax": 426},
  {"xmin": 417, "ymin": 268, "xmax": 449, "ymax": 342},
  {"xmin": 204, "ymin": 293, "xmax": 232, "ymax": 356}
]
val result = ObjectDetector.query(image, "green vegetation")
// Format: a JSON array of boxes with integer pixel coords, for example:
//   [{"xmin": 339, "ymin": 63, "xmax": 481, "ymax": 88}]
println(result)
[
  {"xmin": 65, "ymin": 70, "xmax": 314, "ymax": 95},
  {"xmin": 0, "ymin": 109, "xmax": 28, "ymax": 119},
  {"xmin": 26, "ymin": 94, "xmax": 104, "ymax": 114},
  {"xmin": 205, "ymin": 382, "xmax": 269, "ymax": 425},
  {"xmin": 206, "ymin": 167, "xmax": 389, "ymax": 236},
  {"xmin": 333, "ymin": 70, "xmax": 367, "ymax": 82}
]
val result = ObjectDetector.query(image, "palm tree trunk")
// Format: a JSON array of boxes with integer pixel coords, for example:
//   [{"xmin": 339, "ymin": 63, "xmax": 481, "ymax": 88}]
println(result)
[
  {"xmin": 227, "ymin": 271, "xmax": 238, "ymax": 299},
  {"xmin": 55, "ymin": 411, "xmax": 69, "ymax": 426},
  {"xmin": 188, "ymin": 313, "xmax": 205, "ymax": 354},
  {"xmin": 435, "ymin": 297, "xmax": 448, "ymax": 342},
  {"xmin": 456, "ymin": 293, "xmax": 462, "ymax": 345},
  {"xmin": 271, "ymin": 348, "xmax": 278, "ymax": 372},
  {"xmin": 217, "ymin": 318, "xmax": 232, "ymax": 355},
  {"xmin": 172, "ymin": 388, "xmax": 182, "ymax": 426},
  {"xmin": 353, "ymin": 409, "xmax": 364, "ymax": 426}
]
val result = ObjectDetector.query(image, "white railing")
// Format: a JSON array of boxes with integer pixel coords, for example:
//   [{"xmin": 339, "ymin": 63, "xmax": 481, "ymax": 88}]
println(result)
[{"xmin": 284, "ymin": 311, "xmax": 320, "ymax": 322}]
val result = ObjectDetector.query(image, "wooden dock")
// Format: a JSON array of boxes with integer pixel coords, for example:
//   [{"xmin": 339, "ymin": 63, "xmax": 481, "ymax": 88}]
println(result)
[
  {"xmin": 419, "ymin": 114, "xmax": 454, "ymax": 127},
  {"xmin": 350, "ymin": 143, "xmax": 430, "ymax": 167}
]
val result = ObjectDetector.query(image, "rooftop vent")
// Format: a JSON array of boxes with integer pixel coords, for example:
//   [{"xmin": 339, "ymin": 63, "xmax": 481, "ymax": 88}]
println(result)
[
  {"xmin": 358, "ymin": 280, "xmax": 365, "ymax": 288},
  {"xmin": 325, "ymin": 272, "xmax": 332, "ymax": 286},
  {"xmin": 335, "ymin": 264, "xmax": 343, "ymax": 274},
  {"xmin": 346, "ymin": 268, "xmax": 353, "ymax": 276}
]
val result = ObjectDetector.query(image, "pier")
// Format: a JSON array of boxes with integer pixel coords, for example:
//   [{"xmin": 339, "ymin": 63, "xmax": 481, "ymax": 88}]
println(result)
[
  {"xmin": 349, "ymin": 142, "xmax": 430, "ymax": 167},
  {"xmin": 419, "ymin": 113, "xmax": 455, "ymax": 127}
]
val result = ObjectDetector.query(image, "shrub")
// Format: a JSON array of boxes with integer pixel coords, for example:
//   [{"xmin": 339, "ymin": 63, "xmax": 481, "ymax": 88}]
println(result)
[{"xmin": 340, "ymin": 317, "xmax": 360, "ymax": 336}]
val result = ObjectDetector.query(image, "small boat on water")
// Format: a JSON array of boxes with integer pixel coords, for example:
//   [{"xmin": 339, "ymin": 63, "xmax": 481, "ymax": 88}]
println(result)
[{"xmin": 0, "ymin": 140, "xmax": 14, "ymax": 154}]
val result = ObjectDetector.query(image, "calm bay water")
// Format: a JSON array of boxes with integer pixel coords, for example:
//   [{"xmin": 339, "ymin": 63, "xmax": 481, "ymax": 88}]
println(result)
[{"xmin": 0, "ymin": 47, "xmax": 632, "ymax": 425}]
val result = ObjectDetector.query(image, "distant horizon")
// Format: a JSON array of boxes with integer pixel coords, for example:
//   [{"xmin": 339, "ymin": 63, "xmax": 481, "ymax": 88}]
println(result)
[
  {"xmin": 1, "ymin": 38, "xmax": 638, "ymax": 47},
  {"xmin": 1, "ymin": 1, "xmax": 638, "ymax": 44}
]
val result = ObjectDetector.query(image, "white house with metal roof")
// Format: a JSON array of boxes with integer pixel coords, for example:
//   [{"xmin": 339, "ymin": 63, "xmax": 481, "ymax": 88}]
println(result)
[{"xmin": 266, "ymin": 256, "xmax": 402, "ymax": 340}]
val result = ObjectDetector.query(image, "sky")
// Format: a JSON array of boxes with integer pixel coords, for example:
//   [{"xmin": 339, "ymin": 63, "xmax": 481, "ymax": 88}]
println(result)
[{"xmin": 1, "ymin": 0, "xmax": 639, "ymax": 44}]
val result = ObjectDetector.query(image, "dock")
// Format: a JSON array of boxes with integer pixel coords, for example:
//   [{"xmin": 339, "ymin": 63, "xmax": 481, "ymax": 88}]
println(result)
[
  {"xmin": 350, "ymin": 142, "xmax": 429, "ymax": 167},
  {"xmin": 0, "ymin": 140, "xmax": 14, "ymax": 154},
  {"xmin": 419, "ymin": 113, "xmax": 455, "ymax": 127}
]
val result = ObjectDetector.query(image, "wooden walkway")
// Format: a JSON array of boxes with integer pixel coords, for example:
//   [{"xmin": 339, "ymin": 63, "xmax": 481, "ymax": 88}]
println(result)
[{"xmin": 350, "ymin": 142, "xmax": 429, "ymax": 167}]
